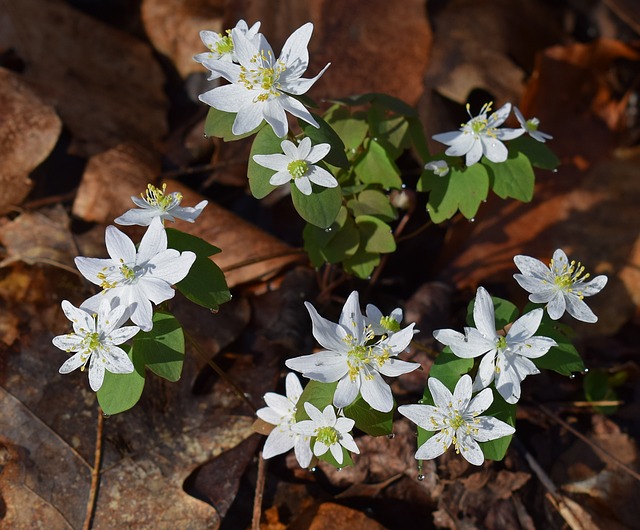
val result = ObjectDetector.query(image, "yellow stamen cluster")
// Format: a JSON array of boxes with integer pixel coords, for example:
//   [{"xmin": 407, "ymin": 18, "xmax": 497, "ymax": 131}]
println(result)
[
  {"xmin": 287, "ymin": 160, "xmax": 309, "ymax": 179},
  {"xmin": 143, "ymin": 183, "xmax": 181, "ymax": 211},
  {"xmin": 238, "ymin": 51, "xmax": 285, "ymax": 102},
  {"xmin": 380, "ymin": 316, "xmax": 401, "ymax": 333},
  {"xmin": 551, "ymin": 258, "xmax": 591, "ymax": 298},
  {"xmin": 315, "ymin": 426, "xmax": 340, "ymax": 446},
  {"xmin": 445, "ymin": 409, "xmax": 480, "ymax": 454},
  {"xmin": 344, "ymin": 327, "xmax": 390, "ymax": 380},
  {"xmin": 213, "ymin": 30, "xmax": 234, "ymax": 55},
  {"xmin": 464, "ymin": 102, "xmax": 497, "ymax": 138}
]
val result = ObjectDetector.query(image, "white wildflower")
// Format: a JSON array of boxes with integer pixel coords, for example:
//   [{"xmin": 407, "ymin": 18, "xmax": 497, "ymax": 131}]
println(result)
[
  {"xmin": 193, "ymin": 20, "xmax": 262, "ymax": 80},
  {"xmin": 513, "ymin": 249, "xmax": 608, "ymax": 323},
  {"xmin": 285, "ymin": 291, "xmax": 419, "ymax": 413},
  {"xmin": 424, "ymin": 160, "xmax": 450, "ymax": 177},
  {"xmin": 433, "ymin": 286, "xmax": 557, "ymax": 403},
  {"xmin": 291, "ymin": 402, "xmax": 359, "ymax": 465},
  {"xmin": 198, "ymin": 22, "xmax": 330, "ymax": 138},
  {"xmin": 513, "ymin": 106, "xmax": 553, "ymax": 143},
  {"xmin": 53, "ymin": 299, "xmax": 139, "ymax": 391},
  {"xmin": 432, "ymin": 102, "xmax": 523, "ymax": 166},
  {"xmin": 74, "ymin": 218, "xmax": 196, "ymax": 332},
  {"xmin": 115, "ymin": 184, "xmax": 207, "ymax": 226},
  {"xmin": 398, "ymin": 375, "xmax": 515, "ymax": 466},
  {"xmin": 256, "ymin": 373, "xmax": 313, "ymax": 468},
  {"xmin": 253, "ymin": 137, "xmax": 337, "ymax": 195}
]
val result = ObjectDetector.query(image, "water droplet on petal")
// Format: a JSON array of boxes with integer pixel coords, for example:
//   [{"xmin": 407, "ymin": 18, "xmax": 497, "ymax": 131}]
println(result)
[
  {"xmin": 387, "ymin": 433, "xmax": 395, "ymax": 439},
  {"xmin": 491, "ymin": 143, "xmax": 497, "ymax": 148},
  {"xmin": 417, "ymin": 399, "xmax": 424, "ymax": 404},
  {"xmin": 417, "ymin": 474, "xmax": 425, "ymax": 481}
]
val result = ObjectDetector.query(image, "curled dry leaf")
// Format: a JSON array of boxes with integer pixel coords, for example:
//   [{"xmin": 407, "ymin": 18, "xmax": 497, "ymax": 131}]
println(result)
[
  {"xmin": 164, "ymin": 179, "xmax": 306, "ymax": 287},
  {"xmin": 72, "ymin": 143, "xmax": 161, "ymax": 224},
  {"xmin": 0, "ymin": 68, "xmax": 62, "ymax": 214},
  {"xmin": 228, "ymin": 0, "xmax": 431, "ymax": 105},
  {"xmin": 141, "ymin": 0, "xmax": 226, "ymax": 78},
  {"xmin": 0, "ymin": 0, "xmax": 167, "ymax": 156}
]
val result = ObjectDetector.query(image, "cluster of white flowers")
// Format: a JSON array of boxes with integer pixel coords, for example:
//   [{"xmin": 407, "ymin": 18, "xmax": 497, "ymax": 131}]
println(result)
[
  {"xmin": 53, "ymin": 185, "xmax": 205, "ymax": 391},
  {"xmin": 257, "ymin": 372, "xmax": 359, "ymax": 468},
  {"xmin": 425, "ymin": 103, "xmax": 553, "ymax": 175},
  {"xmin": 196, "ymin": 19, "xmax": 330, "ymax": 139},
  {"xmin": 258, "ymin": 292, "xmax": 417, "ymax": 467},
  {"xmin": 397, "ymin": 249, "xmax": 607, "ymax": 465}
]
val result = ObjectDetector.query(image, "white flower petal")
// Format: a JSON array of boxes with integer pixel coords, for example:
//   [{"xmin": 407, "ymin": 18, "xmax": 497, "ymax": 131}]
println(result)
[
  {"xmin": 59, "ymin": 352, "xmax": 86, "ymax": 373},
  {"xmin": 74, "ymin": 257, "xmax": 113, "ymax": 286},
  {"xmin": 467, "ymin": 387, "xmax": 493, "ymax": 416},
  {"xmin": 473, "ymin": 350, "xmax": 496, "ymax": 392},
  {"xmin": 474, "ymin": 416, "xmax": 515, "ymax": 442},
  {"xmin": 415, "ymin": 430, "xmax": 452, "ymax": 460},
  {"xmin": 377, "ymin": 358, "xmax": 420, "ymax": 377},
  {"xmin": 339, "ymin": 432, "xmax": 360, "ymax": 455},
  {"xmin": 263, "ymin": 428, "xmax": 296, "ymax": 459},
  {"xmin": 329, "ymin": 442, "xmax": 344, "ymax": 464},
  {"xmin": 546, "ymin": 291, "xmax": 566, "ymax": 320},
  {"xmin": 360, "ymin": 370, "xmax": 393, "ymax": 412},
  {"xmin": 307, "ymin": 166, "xmax": 338, "ymax": 189},
  {"xmin": 105, "ymin": 225, "xmax": 136, "ymax": 263},
  {"xmin": 458, "ymin": 434, "xmax": 485, "ymax": 466},
  {"xmin": 564, "ymin": 294, "xmax": 598, "ymax": 323},
  {"xmin": 307, "ymin": 142, "xmax": 330, "ymax": 164},
  {"xmin": 285, "ymin": 372, "xmax": 303, "ymax": 403},
  {"xmin": 262, "ymin": 99, "xmax": 288, "ymax": 138},
  {"xmin": 269, "ymin": 171, "xmax": 293, "ymax": 186},
  {"xmin": 294, "ymin": 436, "xmax": 313, "ymax": 468},
  {"xmin": 334, "ymin": 376, "xmax": 360, "ymax": 409},
  {"xmin": 88, "ymin": 355, "xmax": 106, "ymax": 391},
  {"xmin": 473, "ymin": 287, "xmax": 497, "ymax": 339},
  {"xmin": 294, "ymin": 177, "xmax": 312, "ymax": 195},
  {"xmin": 305, "ymin": 301, "xmax": 349, "ymax": 352},
  {"xmin": 233, "ymin": 99, "xmax": 266, "ymax": 136},
  {"xmin": 427, "ymin": 377, "xmax": 454, "ymax": 410}
]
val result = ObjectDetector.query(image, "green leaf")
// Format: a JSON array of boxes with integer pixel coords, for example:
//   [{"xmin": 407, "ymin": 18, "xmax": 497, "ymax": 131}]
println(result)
[
  {"xmin": 97, "ymin": 344, "xmax": 145, "ymax": 415},
  {"xmin": 479, "ymin": 392, "xmax": 516, "ymax": 461},
  {"xmin": 428, "ymin": 349, "xmax": 474, "ymax": 392},
  {"xmin": 166, "ymin": 227, "xmax": 221, "ymax": 256},
  {"xmin": 303, "ymin": 206, "xmax": 360, "ymax": 265},
  {"xmin": 484, "ymin": 151, "xmax": 535, "ymax": 202},
  {"xmin": 291, "ymin": 182, "xmax": 342, "ymax": 228},
  {"xmin": 408, "ymin": 117, "xmax": 430, "ymax": 161},
  {"xmin": 509, "ymin": 135, "xmax": 560, "ymax": 171},
  {"xmin": 421, "ymin": 164, "xmax": 489, "ymax": 222},
  {"xmin": 355, "ymin": 215, "xmax": 396, "ymax": 254},
  {"xmin": 301, "ymin": 114, "xmax": 349, "ymax": 168},
  {"xmin": 324, "ymin": 105, "xmax": 369, "ymax": 152},
  {"xmin": 133, "ymin": 311, "xmax": 185, "ymax": 382},
  {"xmin": 368, "ymin": 111, "xmax": 410, "ymax": 160},
  {"xmin": 532, "ymin": 318, "xmax": 585, "ymax": 376},
  {"xmin": 343, "ymin": 248, "xmax": 380, "ymax": 279},
  {"xmin": 344, "ymin": 395, "xmax": 393, "ymax": 437},
  {"xmin": 247, "ymin": 125, "xmax": 284, "ymax": 199},
  {"xmin": 204, "ymin": 107, "xmax": 264, "ymax": 141},
  {"xmin": 354, "ymin": 139, "xmax": 402, "ymax": 189},
  {"xmin": 295, "ymin": 380, "xmax": 337, "ymax": 422},
  {"xmin": 167, "ymin": 228, "xmax": 231, "ymax": 310},
  {"xmin": 347, "ymin": 189, "xmax": 397, "ymax": 222}
]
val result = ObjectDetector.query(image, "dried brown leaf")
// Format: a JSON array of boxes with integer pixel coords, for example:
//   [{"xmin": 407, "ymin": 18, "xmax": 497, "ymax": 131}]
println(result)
[
  {"xmin": 141, "ymin": 0, "xmax": 225, "ymax": 78},
  {"xmin": 0, "ymin": 0, "xmax": 167, "ymax": 156},
  {"xmin": 72, "ymin": 143, "xmax": 160, "ymax": 224},
  {"xmin": 0, "ymin": 67, "xmax": 62, "ymax": 214},
  {"xmin": 228, "ymin": 0, "xmax": 431, "ymax": 105}
]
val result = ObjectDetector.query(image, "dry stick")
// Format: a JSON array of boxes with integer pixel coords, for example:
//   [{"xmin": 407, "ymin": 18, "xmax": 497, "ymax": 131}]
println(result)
[
  {"xmin": 251, "ymin": 452, "xmax": 268, "ymax": 530},
  {"xmin": 537, "ymin": 404, "xmax": 640, "ymax": 482},
  {"xmin": 83, "ymin": 409, "xmax": 104, "ymax": 530},
  {"xmin": 184, "ymin": 331, "xmax": 256, "ymax": 413},
  {"xmin": 512, "ymin": 437, "xmax": 584, "ymax": 529}
]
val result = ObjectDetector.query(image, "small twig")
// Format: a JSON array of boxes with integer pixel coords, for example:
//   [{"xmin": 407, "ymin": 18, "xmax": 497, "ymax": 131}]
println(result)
[
  {"xmin": 185, "ymin": 331, "xmax": 256, "ymax": 412},
  {"xmin": 395, "ymin": 219, "xmax": 433, "ymax": 243},
  {"xmin": 251, "ymin": 452, "xmax": 267, "ymax": 530},
  {"xmin": 571, "ymin": 400, "xmax": 624, "ymax": 407},
  {"xmin": 83, "ymin": 409, "xmax": 104, "ymax": 530},
  {"xmin": 537, "ymin": 404, "xmax": 640, "ymax": 482},
  {"xmin": 221, "ymin": 248, "xmax": 306, "ymax": 273}
]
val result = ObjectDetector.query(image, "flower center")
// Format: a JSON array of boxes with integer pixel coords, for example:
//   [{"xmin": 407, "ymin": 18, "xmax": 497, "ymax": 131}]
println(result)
[
  {"xmin": 496, "ymin": 336, "xmax": 507, "ymax": 351},
  {"xmin": 97, "ymin": 259, "xmax": 138, "ymax": 289},
  {"xmin": 315, "ymin": 426, "xmax": 340, "ymax": 446},
  {"xmin": 288, "ymin": 160, "xmax": 309, "ymax": 179},
  {"xmin": 551, "ymin": 258, "xmax": 591, "ymax": 295},
  {"xmin": 380, "ymin": 316, "xmax": 400, "ymax": 333},
  {"xmin": 449, "ymin": 411, "xmax": 466, "ymax": 430},
  {"xmin": 215, "ymin": 32, "xmax": 234, "ymax": 55},
  {"xmin": 82, "ymin": 331, "xmax": 101, "ymax": 351},
  {"xmin": 526, "ymin": 118, "xmax": 540, "ymax": 131},
  {"xmin": 143, "ymin": 183, "xmax": 181, "ymax": 212},
  {"xmin": 239, "ymin": 51, "xmax": 286, "ymax": 102}
]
